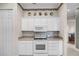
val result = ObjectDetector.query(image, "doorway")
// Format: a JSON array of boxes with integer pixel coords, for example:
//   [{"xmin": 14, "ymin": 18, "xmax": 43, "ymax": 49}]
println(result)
[
  {"xmin": 67, "ymin": 20, "xmax": 75, "ymax": 45},
  {"xmin": 67, "ymin": 3, "xmax": 77, "ymax": 47}
]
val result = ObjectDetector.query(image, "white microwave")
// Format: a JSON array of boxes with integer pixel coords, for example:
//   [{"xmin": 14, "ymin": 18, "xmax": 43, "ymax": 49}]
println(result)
[{"xmin": 34, "ymin": 32, "xmax": 47, "ymax": 38}]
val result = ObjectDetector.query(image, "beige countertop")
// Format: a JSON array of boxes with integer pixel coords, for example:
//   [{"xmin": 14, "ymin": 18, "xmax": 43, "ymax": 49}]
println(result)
[
  {"xmin": 18, "ymin": 36, "xmax": 63, "ymax": 41},
  {"xmin": 18, "ymin": 36, "xmax": 34, "ymax": 41},
  {"xmin": 47, "ymin": 37, "xmax": 63, "ymax": 41},
  {"xmin": 19, "ymin": 36, "xmax": 34, "ymax": 39}
]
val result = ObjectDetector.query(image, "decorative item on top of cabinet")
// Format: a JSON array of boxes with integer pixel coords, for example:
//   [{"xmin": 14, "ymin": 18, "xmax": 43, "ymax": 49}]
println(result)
[
  {"xmin": 28, "ymin": 12, "xmax": 31, "ymax": 16},
  {"xmin": 44, "ymin": 12, "xmax": 48, "ymax": 16},
  {"xmin": 50, "ymin": 12, "xmax": 53, "ymax": 16},
  {"xmin": 34, "ymin": 12, "xmax": 37, "ymax": 16},
  {"xmin": 39, "ymin": 12, "xmax": 42, "ymax": 16}
]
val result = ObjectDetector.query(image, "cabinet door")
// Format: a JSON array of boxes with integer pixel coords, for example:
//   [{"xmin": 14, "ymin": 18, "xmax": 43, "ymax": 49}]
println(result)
[
  {"xmin": 48, "ymin": 41, "xmax": 59, "ymax": 56},
  {"xmin": 22, "ymin": 17, "xmax": 34, "ymax": 31},
  {"xmin": 34, "ymin": 53, "xmax": 48, "ymax": 56},
  {"xmin": 18, "ymin": 41, "xmax": 33, "ymax": 56},
  {"xmin": 47, "ymin": 17, "xmax": 60, "ymax": 31},
  {"xmin": 47, "ymin": 18, "xmax": 52, "ymax": 31},
  {"xmin": 34, "ymin": 17, "xmax": 47, "ymax": 31},
  {"xmin": 58, "ymin": 40, "xmax": 63, "ymax": 55}
]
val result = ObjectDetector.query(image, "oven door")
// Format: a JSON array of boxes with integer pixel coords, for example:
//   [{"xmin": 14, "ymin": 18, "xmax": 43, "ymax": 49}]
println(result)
[{"xmin": 34, "ymin": 40, "xmax": 47, "ymax": 54}]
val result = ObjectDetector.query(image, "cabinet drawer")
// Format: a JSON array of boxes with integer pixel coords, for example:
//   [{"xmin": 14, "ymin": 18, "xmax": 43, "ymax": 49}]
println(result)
[
  {"xmin": 48, "ymin": 50, "xmax": 59, "ymax": 56},
  {"xmin": 34, "ymin": 53, "xmax": 48, "ymax": 56},
  {"xmin": 48, "ymin": 41, "xmax": 59, "ymax": 43}
]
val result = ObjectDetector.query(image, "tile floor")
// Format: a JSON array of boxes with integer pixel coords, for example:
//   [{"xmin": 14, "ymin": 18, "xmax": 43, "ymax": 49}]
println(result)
[{"xmin": 67, "ymin": 44, "xmax": 79, "ymax": 56}]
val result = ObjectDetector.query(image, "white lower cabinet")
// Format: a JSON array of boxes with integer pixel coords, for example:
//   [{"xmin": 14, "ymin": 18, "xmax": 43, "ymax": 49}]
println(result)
[
  {"xmin": 48, "ymin": 40, "xmax": 63, "ymax": 56},
  {"xmin": 18, "ymin": 41, "xmax": 33, "ymax": 56},
  {"xmin": 58, "ymin": 40, "xmax": 63, "ymax": 55},
  {"xmin": 18, "ymin": 40, "xmax": 63, "ymax": 56}
]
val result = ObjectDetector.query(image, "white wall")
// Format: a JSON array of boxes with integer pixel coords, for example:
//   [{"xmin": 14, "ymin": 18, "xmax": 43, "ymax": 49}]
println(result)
[
  {"xmin": 17, "ymin": 4, "xmax": 23, "ymax": 38},
  {"xmin": 67, "ymin": 19, "xmax": 76, "ymax": 33},
  {"xmin": 14, "ymin": 4, "xmax": 23, "ymax": 55},
  {"xmin": 58, "ymin": 4, "xmax": 68, "ymax": 55}
]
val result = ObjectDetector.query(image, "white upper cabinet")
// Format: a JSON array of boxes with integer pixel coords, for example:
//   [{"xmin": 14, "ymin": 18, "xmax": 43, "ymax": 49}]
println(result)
[
  {"xmin": 22, "ymin": 17, "xmax": 34, "ymax": 31},
  {"xmin": 47, "ymin": 17, "xmax": 60, "ymax": 31},
  {"xmin": 34, "ymin": 17, "xmax": 47, "ymax": 31},
  {"xmin": 21, "ymin": 16, "xmax": 60, "ymax": 31},
  {"xmin": 22, "ymin": 17, "xmax": 48, "ymax": 31}
]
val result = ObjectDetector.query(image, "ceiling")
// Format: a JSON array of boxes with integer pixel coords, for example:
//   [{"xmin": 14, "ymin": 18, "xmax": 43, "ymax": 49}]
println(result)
[
  {"xmin": 67, "ymin": 3, "xmax": 79, "ymax": 19},
  {"xmin": 19, "ymin": 3, "xmax": 79, "ymax": 20},
  {"xmin": 19, "ymin": 3, "xmax": 61, "ymax": 9}
]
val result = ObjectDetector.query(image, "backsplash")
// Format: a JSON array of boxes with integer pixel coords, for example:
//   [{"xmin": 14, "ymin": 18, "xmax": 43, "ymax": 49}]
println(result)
[
  {"xmin": 21, "ymin": 31, "xmax": 60, "ymax": 38},
  {"xmin": 47, "ymin": 31, "xmax": 59, "ymax": 37}
]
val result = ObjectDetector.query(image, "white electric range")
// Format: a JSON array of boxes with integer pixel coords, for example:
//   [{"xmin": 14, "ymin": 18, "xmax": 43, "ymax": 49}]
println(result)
[{"xmin": 33, "ymin": 32, "xmax": 48, "ymax": 55}]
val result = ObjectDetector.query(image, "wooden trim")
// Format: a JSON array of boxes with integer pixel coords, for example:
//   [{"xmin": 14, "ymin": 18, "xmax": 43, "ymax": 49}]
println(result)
[
  {"xmin": 23, "ymin": 9, "xmax": 57, "ymax": 11},
  {"xmin": 57, "ymin": 3, "xmax": 63, "ymax": 10},
  {"xmin": 18, "ymin": 3, "xmax": 24, "ymax": 10}
]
